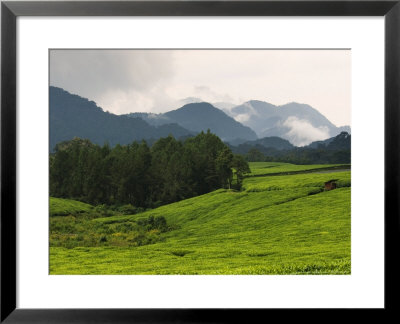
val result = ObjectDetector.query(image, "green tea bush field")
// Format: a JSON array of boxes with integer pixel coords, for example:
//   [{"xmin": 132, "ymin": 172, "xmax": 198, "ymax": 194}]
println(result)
[
  {"xmin": 248, "ymin": 162, "xmax": 350, "ymax": 177},
  {"xmin": 50, "ymin": 198, "xmax": 169, "ymax": 249},
  {"xmin": 50, "ymin": 164, "xmax": 351, "ymax": 275},
  {"xmin": 244, "ymin": 170, "xmax": 351, "ymax": 192},
  {"xmin": 50, "ymin": 197, "xmax": 94, "ymax": 216}
]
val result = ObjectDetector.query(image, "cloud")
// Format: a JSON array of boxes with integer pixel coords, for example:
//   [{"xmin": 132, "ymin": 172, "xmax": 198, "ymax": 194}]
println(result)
[
  {"xmin": 234, "ymin": 113, "xmax": 251, "ymax": 123},
  {"xmin": 50, "ymin": 50, "xmax": 176, "ymax": 114},
  {"xmin": 283, "ymin": 116, "xmax": 330, "ymax": 146},
  {"xmin": 243, "ymin": 101, "xmax": 260, "ymax": 116},
  {"xmin": 192, "ymin": 85, "xmax": 234, "ymax": 104},
  {"xmin": 178, "ymin": 97, "xmax": 203, "ymax": 106},
  {"xmin": 230, "ymin": 101, "xmax": 259, "ymax": 124},
  {"xmin": 49, "ymin": 49, "xmax": 350, "ymax": 126}
]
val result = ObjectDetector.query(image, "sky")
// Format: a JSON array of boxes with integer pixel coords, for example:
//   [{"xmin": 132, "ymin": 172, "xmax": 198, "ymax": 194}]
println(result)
[{"xmin": 50, "ymin": 49, "xmax": 351, "ymax": 127}]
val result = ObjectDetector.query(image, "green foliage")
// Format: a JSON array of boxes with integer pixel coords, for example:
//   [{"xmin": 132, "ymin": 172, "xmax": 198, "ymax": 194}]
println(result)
[
  {"xmin": 245, "ymin": 148, "xmax": 265, "ymax": 162},
  {"xmin": 49, "ymin": 132, "xmax": 248, "ymax": 208},
  {"xmin": 93, "ymin": 204, "xmax": 116, "ymax": 217},
  {"xmin": 50, "ymin": 211, "xmax": 169, "ymax": 249},
  {"xmin": 137, "ymin": 215, "xmax": 168, "ymax": 232},
  {"xmin": 50, "ymin": 86, "xmax": 193, "ymax": 151},
  {"xmin": 50, "ymin": 197, "xmax": 93, "ymax": 217},
  {"xmin": 231, "ymin": 154, "xmax": 251, "ymax": 190},
  {"xmin": 247, "ymin": 161, "xmax": 350, "ymax": 177},
  {"xmin": 215, "ymin": 147, "xmax": 234, "ymax": 189},
  {"xmin": 237, "ymin": 132, "xmax": 351, "ymax": 164},
  {"xmin": 50, "ymin": 162, "xmax": 351, "ymax": 275},
  {"xmin": 243, "ymin": 147, "xmax": 350, "ymax": 164},
  {"xmin": 115, "ymin": 204, "xmax": 138, "ymax": 215},
  {"xmin": 244, "ymin": 169, "xmax": 351, "ymax": 192}
]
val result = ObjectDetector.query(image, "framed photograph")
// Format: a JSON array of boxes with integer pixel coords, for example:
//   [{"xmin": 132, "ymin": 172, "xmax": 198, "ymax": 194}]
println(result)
[{"xmin": 1, "ymin": 0, "xmax": 399, "ymax": 322}]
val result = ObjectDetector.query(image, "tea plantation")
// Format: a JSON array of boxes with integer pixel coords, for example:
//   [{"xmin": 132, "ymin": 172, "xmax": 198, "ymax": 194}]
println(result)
[{"xmin": 50, "ymin": 162, "xmax": 351, "ymax": 274}]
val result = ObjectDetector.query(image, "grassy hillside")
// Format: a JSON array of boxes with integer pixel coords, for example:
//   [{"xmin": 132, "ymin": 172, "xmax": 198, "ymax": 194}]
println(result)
[
  {"xmin": 50, "ymin": 197, "xmax": 93, "ymax": 216},
  {"xmin": 248, "ymin": 161, "xmax": 350, "ymax": 177},
  {"xmin": 50, "ymin": 164, "xmax": 351, "ymax": 275},
  {"xmin": 244, "ymin": 170, "xmax": 351, "ymax": 192}
]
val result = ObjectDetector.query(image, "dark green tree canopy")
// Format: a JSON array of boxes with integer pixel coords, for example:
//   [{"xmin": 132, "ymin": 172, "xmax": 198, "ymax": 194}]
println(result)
[{"xmin": 50, "ymin": 131, "xmax": 250, "ymax": 208}]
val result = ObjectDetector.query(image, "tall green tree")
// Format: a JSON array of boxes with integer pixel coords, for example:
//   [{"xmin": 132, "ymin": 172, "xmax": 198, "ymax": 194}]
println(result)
[
  {"xmin": 216, "ymin": 147, "xmax": 233, "ymax": 189},
  {"xmin": 49, "ymin": 131, "xmax": 238, "ymax": 208},
  {"xmin": 232, "ymin": 154, "xmax": 251, "ymax": 190}
]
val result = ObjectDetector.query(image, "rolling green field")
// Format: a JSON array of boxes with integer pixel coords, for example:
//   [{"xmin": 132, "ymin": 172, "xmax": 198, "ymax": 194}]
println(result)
[
  {"xmin": 248, "ymin": 162, "xmax": 350, "ymax": 177},
  {"xmin": 50, "ymin": 162, "xmax": 351, "ymax": 275},
  {"xmin": 50, "ymin": 197, "xmax": 93, "ymax": 216}
]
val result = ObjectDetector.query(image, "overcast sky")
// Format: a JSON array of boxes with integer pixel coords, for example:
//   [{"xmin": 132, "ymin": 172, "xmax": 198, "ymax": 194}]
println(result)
[{"xmin": 50, "ymin": 49, "xmax": 351, "ymax": 126}]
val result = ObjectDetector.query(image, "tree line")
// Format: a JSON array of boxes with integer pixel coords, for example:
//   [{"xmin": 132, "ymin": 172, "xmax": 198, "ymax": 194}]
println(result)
[
  {"xmin": 237, "ymin": 132, "xmax": 351, "ymax": 164},
  {"xmin": 244, "ymin": 147, "xmax": 350, "ymax": 164},
  {"xmin": 50, "ymin": 130, "xmax": 250, "ymax": 208}
]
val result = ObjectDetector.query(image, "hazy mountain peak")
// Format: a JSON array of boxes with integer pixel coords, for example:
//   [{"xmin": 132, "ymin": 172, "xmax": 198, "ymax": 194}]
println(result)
[
  {"xmin": 246, "ymin": 100, "xmax": 276, "ymax": 108},
  {"xmin": 122, "ymin": 101, "xmax": 257, "ymax": 143},
  {"xmin": 164, "ymin": 102, "xmax": 257, "ymax": 142},
  {"xmin": 212, "ymin": 102, "xmax": 236, "ymax": 111},
  {"xmin": 228, "ymin": 100, "xmax": 349, "ymax": 146},
  {"xmin": 181, "ymin": 102, "xmax": 218, "ymax": 109},
  {"xmin": 178, "ymin": 97, "xmax": 203, "ymax": 105},
  {"xmin": 306, "ymin": 131, "xmax": 351, "ymax": 150},
  {"xmin": 49, "ymin": 86, "xmax": 194, "ymax": 151}
]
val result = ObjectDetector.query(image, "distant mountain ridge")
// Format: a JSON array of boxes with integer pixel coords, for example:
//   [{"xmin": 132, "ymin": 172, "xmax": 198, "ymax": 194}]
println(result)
[
  {"xmin": 164, "ymin": 103, "xmax": 257, "ymax": 142},
  {"xmin": 125, "ymin": 102, "xmax": 258, "ymax": 143},
  {"xmin": 227, "ymin": 136, "xmax": 294, "ymax": 158},
  {"xmin": 229, "ymin": 132, "xmax": 351, "ymax": 164},
  {"xmin": 306, "ymin": 131, "xmax": 351, "ymax": 150},
  {"xmin": 50, "ymin": 86, "xmax": 350, "ymax": 151},
  {"xmin": 240, "ymin": 136, "xmax": 294, "ymax": 151},
  {"xmin": 125, "ymin": 112, "xmax": 174, "ymax": 127},
  {"xmin": 142, "ymin": 97, "xmax": 351, "ymax": 146},
  {"xmin": 224, "ymin": 100, "xmax": 351, "ymax": 146},
  {"xmin": 49, "ymin": 87, "xmax": 194, "ymax": 151},
  {"xmin": 229, "ymin": 132, "xmax": 350, "ymax": 152}
]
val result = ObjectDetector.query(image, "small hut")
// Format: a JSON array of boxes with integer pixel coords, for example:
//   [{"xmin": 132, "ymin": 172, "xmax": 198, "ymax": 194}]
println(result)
[{"xmin": 324, "ymin": 179, "xmax": 338, "ymax": 191}]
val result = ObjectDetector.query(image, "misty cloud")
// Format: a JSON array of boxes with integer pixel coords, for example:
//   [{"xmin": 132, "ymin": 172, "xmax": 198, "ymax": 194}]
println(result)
[
  {"xmin": 283, "ymin": 116, "xmax": 331, "ymax": 146},
  {"xmin": 178, "ymin": 97, "xmax": 203, "ymax": 106},
  {"xmin": 235, "ymin": 113, "xmax": 251, "ymax": 123},
  {"xmin": 49, "ymin": 49, "xmax": 351, "ymax": 126},
  {"xmin": 50, "ymin": 50, "xmax": 176, "ymax": 114},
  {"xmin": 192, "ymin": 85, "xmax": 234, "ymax": 104},
  {"xmin": 230, "ymin": 102, "xmax": 259, "ymax": 124}
]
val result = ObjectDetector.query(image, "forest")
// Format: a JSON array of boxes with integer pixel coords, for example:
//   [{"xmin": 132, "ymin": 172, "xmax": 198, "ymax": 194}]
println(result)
[
  {"xmin": 50, "ymin": 130, "xmax": 250, "ymax": 208},
  {"xmin": 243, "ymin": 146, "xmax": 350, "ymax": 164},
  {"xmin": 233, "ymin": 132, "xmax": 351, "ymax": 164}
]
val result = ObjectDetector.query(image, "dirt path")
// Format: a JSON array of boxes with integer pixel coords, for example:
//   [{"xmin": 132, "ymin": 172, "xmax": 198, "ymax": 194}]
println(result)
[{"xmin": 312, "ymin": 169, "xmax": 350, "ymax": 174}]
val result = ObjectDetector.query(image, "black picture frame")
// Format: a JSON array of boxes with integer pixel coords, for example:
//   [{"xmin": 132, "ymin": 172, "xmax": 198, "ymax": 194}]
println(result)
[{"xmin": 1, "ymin": 0, "xmax": 399, "ymax": 322}]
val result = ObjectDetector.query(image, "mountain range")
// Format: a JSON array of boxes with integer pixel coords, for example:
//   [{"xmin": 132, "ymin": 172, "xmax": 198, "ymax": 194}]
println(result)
[
  {"xmin": 126, "ymin": 99, "xmax": 350, "ymax": 147},
  {"xmin": 222, "ymin": 100, "xmax": 350, "ymax": 146},
  {"xmin": 229, "ymin": 131, "xmax": 350, "ymax": 157},
  {"xmin": 125, "ymin": 103, "xmax": 257, "ymax": 143},
  {"xmin": 50, "ymin": 86, "xmax": 350, "ymax": 152},
  {"xmin": 49, "ymin": 87, "xmax": 194, "ymax": 150},
  {"xmin": 306, "ymin": 131, "xmax": 351, "ymax": 150}
]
